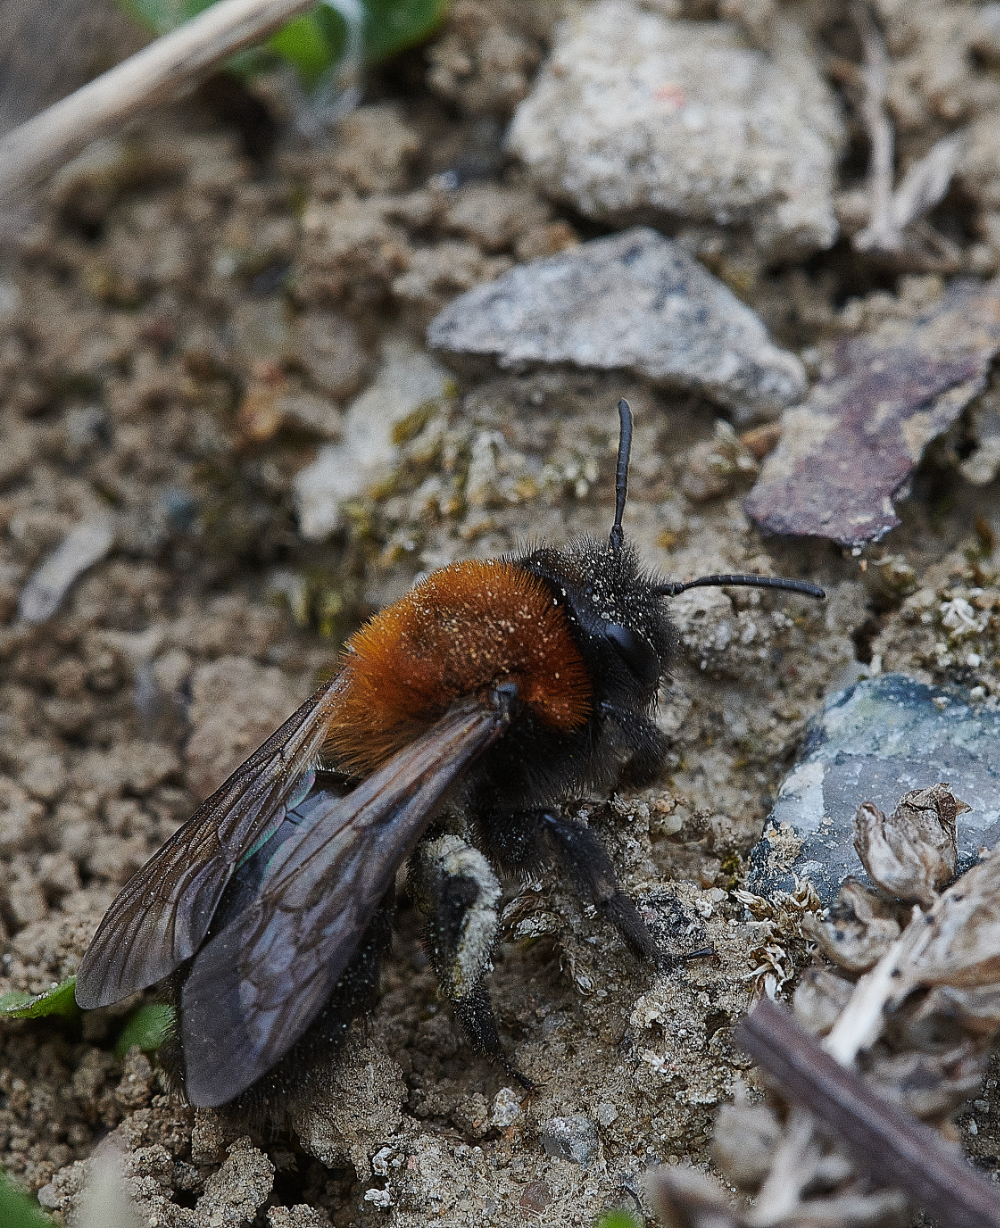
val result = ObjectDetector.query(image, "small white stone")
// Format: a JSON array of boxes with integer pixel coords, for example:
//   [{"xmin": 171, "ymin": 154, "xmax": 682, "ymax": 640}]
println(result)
[
  {"xmin": 490, "ymin": 1087, "xmax": 523, "ymax": 1129},
  {"xmin": 293, "ymin": 337, "xmax": 450, "ymax": 540}
]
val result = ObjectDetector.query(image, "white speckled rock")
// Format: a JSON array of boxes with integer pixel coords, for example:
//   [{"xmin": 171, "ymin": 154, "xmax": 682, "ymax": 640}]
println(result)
[
  {"xmin": 292, "ymin": 337, "xmax": 452, "ymax": 541},
  {"xmin": 428, "ymin": 228, "xmax": 806, "ymax": 421},
  {"xmin": 539, "ymin": 1115, "xmax": 600, "ymax": 1166},
  {"xmin": 507, "ymin": 2, "xmax": 843, "ymax": 259}
]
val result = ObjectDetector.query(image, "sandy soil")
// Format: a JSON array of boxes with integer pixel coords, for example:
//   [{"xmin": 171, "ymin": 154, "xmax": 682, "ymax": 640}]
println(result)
[{"xmin": 3, "ymin": 1, "xmax": 1000, "ymax": 1224}]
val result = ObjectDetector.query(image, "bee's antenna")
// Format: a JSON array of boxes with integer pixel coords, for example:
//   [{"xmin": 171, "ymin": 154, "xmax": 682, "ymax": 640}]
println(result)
[
  {"xmin": 610, "ymin": 398, "xmax": 632, "ymax": 552},
  {"xmin": 655, "ymin": 574, "xmax": 826, "ymax": 600}
]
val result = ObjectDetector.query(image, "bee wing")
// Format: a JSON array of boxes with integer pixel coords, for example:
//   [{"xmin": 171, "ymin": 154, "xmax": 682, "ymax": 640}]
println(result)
[
  {"xmin": 75, "ymin": 675, "xmax": 349, "ymax": 1010},
  {"xmin": 179, "ymin": 697, "xmax": 507, "ymax": 1107}
]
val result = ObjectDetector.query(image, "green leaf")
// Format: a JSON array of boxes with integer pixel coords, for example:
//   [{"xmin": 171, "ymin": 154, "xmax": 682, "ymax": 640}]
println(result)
[
  {"xmin": 0, "ymin": 976, "xmax": 79, "ymax": 1020},
  {"xmin": 116, "ymin": 0, "xmax": 451, "ymax": 85},
  {"xmin": 115, "ymin": 1003, "xmax": 175, "ymax": 1056},
  {"xmin": 362, "ymin": 0, "xmax": 451, "ymax": 63},
  {"xmin": 118, "ymin": 0, "xmax": 213, "ymax": 36},
  {"xmin": 0, "ymin": 1171, "xmax": 55, "ymax": 1227},
  {"xmin": 596, "ymin": 1213, "xmax": 640, "ymax": 1228},
  {"xmin": 268, "ymin": 13, "xmax": 337, "ymax": 85}
]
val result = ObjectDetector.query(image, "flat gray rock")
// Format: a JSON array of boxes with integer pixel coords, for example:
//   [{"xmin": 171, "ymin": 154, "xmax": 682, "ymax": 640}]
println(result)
[
  {"xmin": 427, "ymin": 228, "xmax": 806, "ymax": 422},
  {"xmin": 747, "ymin": 673, "xmax": 1000, "ymax": 904},
  {"xmin": 507, "ymin": 2, "xmax": 843, "ymax": 259},
  {"xmin": 539, "ymin": 1115, "xmax": 599, "ymax": 1166}
]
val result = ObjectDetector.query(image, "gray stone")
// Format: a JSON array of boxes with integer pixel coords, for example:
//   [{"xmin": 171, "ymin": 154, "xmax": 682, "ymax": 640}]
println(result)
[
  {"xmin": 293, "ymin": 310, "xmax": 370, "ymax": 401},
  {"xmin": 748, "ymin": 674, "xmax": 1000, "ymax": 904},
  {"xmin": 507, "ymin": 2, "xmax": 843, "ymax": 259},
  {"xmin": 539, "ymin": 1115, "xmax": 600, "ymax": 1166},
  {"xmin": 427, "ymin": 228, "xmax": 805, "ymax": 422},
  {"xmin": 490, "ymin": 1087, "xmax": 523, "ymax": 1129}
]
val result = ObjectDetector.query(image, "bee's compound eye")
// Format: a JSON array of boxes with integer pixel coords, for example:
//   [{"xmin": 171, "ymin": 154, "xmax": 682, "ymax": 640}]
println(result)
[{"xmin": 604, "ymin": 623, "xmax": 660, "ymax": 687}]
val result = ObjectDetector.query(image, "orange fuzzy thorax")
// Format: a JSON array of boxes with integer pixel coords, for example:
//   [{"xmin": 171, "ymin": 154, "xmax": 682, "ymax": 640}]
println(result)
[{"xmin": 324, "ymin": 559, "xmax": 592, "ymax": 776}]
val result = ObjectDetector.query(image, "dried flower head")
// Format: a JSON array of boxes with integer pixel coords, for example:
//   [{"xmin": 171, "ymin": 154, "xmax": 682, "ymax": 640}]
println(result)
[
  {"xmin": 648, "ymin": 1147, "xmax": 909, "ymax": 1228},
  {"xmin": 853, "ymin": 785, "xmax": 963, "ymax": 906},
  {"xmin": 867, "ymin": 1045, "xmax": 986, "ymax": 1120},
  {"xmin": 801, "ymin": 878, "xmax": 902, "ymax": 973},
  {"xmin": 734, "ymin": 881, "xmax": 822, "ymax": 996},
  {"xmin": 908, "ymin": 844, "xmax": 1000, "ymax": 988},
  {"xmin": 792, "ymin": 966, "xmax": 855, "ymax": 1036},
  {"xmin": 711, "ymin": 1103, "xmax": 782, "ymax": 1188},
  {"xmin": 911, "ymin": 982, "xmax": 1000, "ymax": 1039},
  {"xmin": 646, "ymin": 1162, "xmax": 747, "ymax": 1228}
]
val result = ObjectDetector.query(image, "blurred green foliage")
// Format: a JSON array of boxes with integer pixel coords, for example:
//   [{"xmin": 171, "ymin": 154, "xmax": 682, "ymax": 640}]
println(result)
[
  {"xmin": 595, "ymin": 1212, "xmax": 641, "ymax": 1228},
  {"xmin": 0, "ymin": 1172, "xmax": 54, "ymax": 1227},
  {"xmin": 0, "ymin": 974, "xmax": 173, "ymax": 1055},
  {"xmin": 115, "ymin": 1003, "xmax": 176, "ymax": 1056},
  {"xmin": 117, "ymin": 0, "xmax": 450, "ymax": 86}
]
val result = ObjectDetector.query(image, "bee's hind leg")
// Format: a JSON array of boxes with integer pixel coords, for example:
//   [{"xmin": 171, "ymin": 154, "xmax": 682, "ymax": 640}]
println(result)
[{"xmin": 410, "ymin": 833, "xmax": 532, "ymax": 1087}]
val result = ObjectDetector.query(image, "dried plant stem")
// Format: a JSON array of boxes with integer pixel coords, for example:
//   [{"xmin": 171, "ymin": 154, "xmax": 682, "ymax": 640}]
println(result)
[
  {"xmin": 737, "ymin": 999, "xmax": 1000, "ymax": 1228},
  {"xmin": 0, "ymin": 0, "xmax": 315, "ymax": 203},
  {"xmin": 853, "ymin": 3, "xmax": 897, "ymax": 252},
  {"xmin": 891, "ymin": 134, "xmax": 963, "ymax": 234},
  {"xmin": 742, "ymin": 907, "xmax": 934, "ymax": 1221},
  {"xmin": 823, "ymin": 904, "xmax": 923, "ymax": 1064},
  {"xmin": 746, "ymin": 1106, "xmax": 817, "ymax": 1226}
]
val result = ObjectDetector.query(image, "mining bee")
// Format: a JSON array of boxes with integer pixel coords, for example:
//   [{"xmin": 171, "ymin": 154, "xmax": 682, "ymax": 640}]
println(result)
[{"xmin": 76, "ymin": 400, "xmax": 823, "ymax": 1115}]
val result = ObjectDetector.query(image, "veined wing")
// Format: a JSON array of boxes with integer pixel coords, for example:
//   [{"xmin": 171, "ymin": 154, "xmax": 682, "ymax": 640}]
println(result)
[
  {"xmin": 75, "ymin": 673, "xmax": 349, "ymax": 1010},
  {"xmin": 179, "ymin": 696, "xmax": 509, "ymax": 1107}
]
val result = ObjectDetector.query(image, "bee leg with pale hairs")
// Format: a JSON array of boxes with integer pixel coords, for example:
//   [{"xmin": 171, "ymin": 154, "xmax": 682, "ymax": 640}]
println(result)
[{"xmin": 410, "ymin": 833, "xmax": 532, "ymax": 1087}]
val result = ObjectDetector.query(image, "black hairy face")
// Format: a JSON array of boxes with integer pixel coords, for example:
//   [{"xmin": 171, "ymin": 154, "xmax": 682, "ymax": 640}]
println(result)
[{"xmin": 518, "ymin": 536, "xmax": 675, "ymax": 713}]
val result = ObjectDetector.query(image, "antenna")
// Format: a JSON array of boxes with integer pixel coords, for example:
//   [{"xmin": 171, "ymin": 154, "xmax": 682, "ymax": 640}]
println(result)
[
  {"xmin": 654, "ymin": 574, "xmax": 826, "ymax": 600},
  {"xmin": 610, "ymin": 398, "xmax": 632, "ymax": 552},
  {"xmin": 608, "ymin": 397, "xmax": 824, "ymax": 601}
]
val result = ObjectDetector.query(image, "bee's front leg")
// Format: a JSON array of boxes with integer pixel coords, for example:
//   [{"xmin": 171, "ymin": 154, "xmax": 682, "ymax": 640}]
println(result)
[
  {"xmin": 410, "ymin": 833, "xmax": 532, "ymax": 1087},
  {"xmin": 474, "ymin": 806, "xmax": 662, "ymax": 966},
  {"xmin": 539, "ymin": 812, "xmax": 662, "ymax": 965}
]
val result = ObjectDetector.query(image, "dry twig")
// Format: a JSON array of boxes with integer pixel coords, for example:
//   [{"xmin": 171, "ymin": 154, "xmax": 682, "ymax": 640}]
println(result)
[
  {"xmin": 0, "ymin": 0, "xmax": 316, "ymax": 203},
  {"xmin": 851, "ymin": 4, "xmax": 963, "ymax": 254},
  {"xmin": 737, "ymin": 999, "xmax": 1000, "ymax": 1228},
  {"xmin": 852, "ymin": 4, "xmax": 896, "ymax": 252}
]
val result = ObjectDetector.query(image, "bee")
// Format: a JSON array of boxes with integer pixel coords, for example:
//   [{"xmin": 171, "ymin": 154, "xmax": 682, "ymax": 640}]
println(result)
[{"xmin": 75, "ymin": 400, "xmax": 823, "ymax": 1117}]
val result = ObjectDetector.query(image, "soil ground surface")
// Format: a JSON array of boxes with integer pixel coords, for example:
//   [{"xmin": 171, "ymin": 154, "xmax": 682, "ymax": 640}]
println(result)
[{"xmin": 3, "ymin": 2, "xmax": 1000, "ymax": 1225}]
